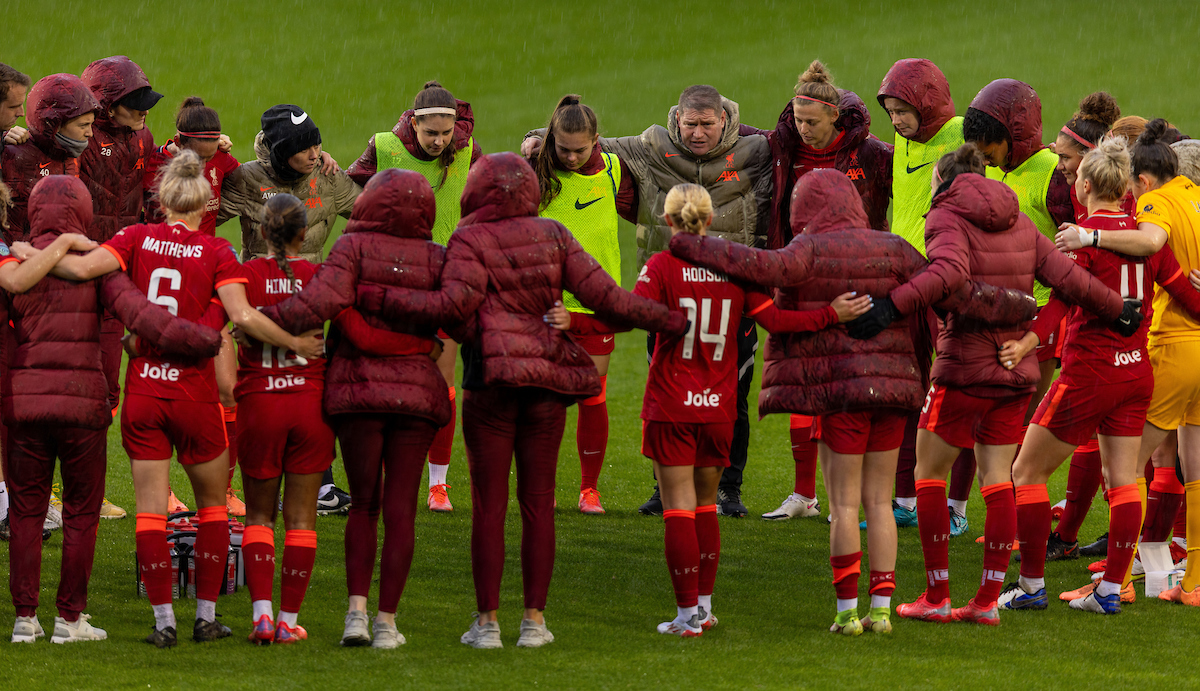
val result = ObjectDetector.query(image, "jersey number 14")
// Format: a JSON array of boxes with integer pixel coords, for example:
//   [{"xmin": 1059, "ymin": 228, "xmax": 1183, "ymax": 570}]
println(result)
[{"xmin": 679, "ymin": 297, "xmax": 731, "ymax": 361}]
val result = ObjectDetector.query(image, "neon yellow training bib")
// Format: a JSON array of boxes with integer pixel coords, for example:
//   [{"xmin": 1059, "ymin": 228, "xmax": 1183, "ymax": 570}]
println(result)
[
  {"xmin": 891, "ymin": 117, "xmax": 964, "ymax": 256},
  {"xmin": 987, "ymin": 148, "xmax": 1058, "ymax": 305},
  {"xmin": 375, "ymin": 131, "xmax": 472, "ymax": 246},
  {"xmin": 540, "ymin": 152, "xmax": 621, "ymax": 314}
]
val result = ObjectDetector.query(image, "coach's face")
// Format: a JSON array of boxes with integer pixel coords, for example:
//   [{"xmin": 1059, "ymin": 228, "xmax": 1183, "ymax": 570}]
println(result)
[
  {"xmin": 1, "ymin": 84, "xmax": 27, "ymax": 131},
  {"xmin": 677, "ymin": 108, "xmax": 725, "ymax": 156}
]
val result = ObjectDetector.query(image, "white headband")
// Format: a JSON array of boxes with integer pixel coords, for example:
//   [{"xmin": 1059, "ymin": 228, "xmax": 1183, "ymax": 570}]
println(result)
[{"xmin": 413, "ymin": 107, "xmax": 456, "ymax": 117}]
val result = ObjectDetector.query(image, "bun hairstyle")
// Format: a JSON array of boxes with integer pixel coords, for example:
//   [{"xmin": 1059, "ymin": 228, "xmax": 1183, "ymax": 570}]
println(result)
[
  {"xmin": 794, "ymin": 60, "xmax": 839, "ymax": 113},
  {"xmin": 176, "ymin": 96, "xmax": 222, "ymax": 146},
  {"xmin": 157, "ymin": 148, "xmax": 211, "ymax": 215},
  {"xmin": 261, "ymin": 193, "xmax": 307, "ymax": 293},
  {"xmin": 1078, "ymin": 137, "xmax": 1131, "ymax": 202},
  {"xmin": 1132, "ymin": 118, "xmax": 1182, "ymax": 182},
  {"xmin": 1061, "ymin": 92, "xmax": 1121, "ymax": 152},
  {"xmin": 934, "ymin": 143, "xmax": 988, "ymax": 193},
  {"xmin": 411, "ymin": 80, "xmax": 459, "ymax": 186},
  {"xmin": 535, "ymin": 94, "xmax": 599, "ymax": 208},
  {"xmin": 0, "ymin": 180, "xmax": 11, "ymax": 230},
  {"xmin": 663, "ymin": 183, "xmax": 713, "ymax": 235}
]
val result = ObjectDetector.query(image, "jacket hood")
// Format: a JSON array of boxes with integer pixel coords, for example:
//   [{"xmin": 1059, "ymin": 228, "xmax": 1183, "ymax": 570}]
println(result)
[
  {"xmin": 343, "ymin": 169, "xmax": 435, "ymax": 240},
  {"xmin": 80, "ymin": 56, "xmax": 152, "ymax": 128},
  {"xmin": 931, "ymin": 173, "xmax": 1019, "ymax": 233},
  {"xmin": 28, "ymin": 175, "xmax": 93, "ymax": 242},
  {"xmin": 253, "ymin": 131, "xmax": 313, "ymax": 183},
  {"xmin": 459, "ymin": 152, "xmax": 539, "ymax": 223},
  {"xmin": 877, "ymin": 58, "xmax": 955, "ymax": 144},
  {"xmin": 394, "ymin": 99, "xmax": 475, "ymax": 157},
  {"xmin": 792, "ymin": 169, "xmax": 869, "ymax": 235},
  {"xmin": 776, "ymin": 89, "xmax": 872, "ymax": 152},
  {"xmin": 666, "ymin": 97, "xmax": 743, "ymax": 161},
  {"xmin": 969, "ymin": 78, "xmax": 1044, "ymax": 170},
  {"xmin": 26, "ymin": 74, "xmax": 101, "ymax": 150}
]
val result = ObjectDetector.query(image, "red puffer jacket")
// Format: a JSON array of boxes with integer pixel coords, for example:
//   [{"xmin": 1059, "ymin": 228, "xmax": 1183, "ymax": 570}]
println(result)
[
  {"xmin": 742, "ymin": 90, "xmax": 893, "ymax": 246},
  {"xmin": 79, "ymin": 56, "xmax": 156, "ymax": 243},
  {"xmin": 261, "ymin": 168, "xmax": 451, "ymax": 426},
  {"xmin": 876, "ymin": 58, "xmax": 956, "ymax": 145},
  {"xmin": 346, "ymin": 99, "xmax": 482, "ymax": 186},
  {"xmin": 3, "ymin": 175, "xmax": 221, "ymax": 429},
  {"xmin": 0, "ymin": 74, "xmax": 100, "ymax": 244},
  {"xmin": 889, "ymin": 173, "xmax": 1123, "ymax": 395},
  {"xmin": 357, "ymin": 152, "xmax": 687, "ymax": 397}
]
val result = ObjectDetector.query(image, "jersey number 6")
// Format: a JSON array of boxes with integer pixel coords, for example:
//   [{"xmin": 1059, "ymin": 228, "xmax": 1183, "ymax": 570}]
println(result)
[
  {"xmin": 147, "ymin": 268, "xmax": 183, "ymax": 315},
  {"xmin": 679, "ymin": 297, "xmax": 731, "ymax": 361}
]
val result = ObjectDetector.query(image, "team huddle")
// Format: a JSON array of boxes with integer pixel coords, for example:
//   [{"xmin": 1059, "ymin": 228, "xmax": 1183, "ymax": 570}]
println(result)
[{"xmin": 0, "ymin": 51, "xmax": 1199, "ymax": 649}]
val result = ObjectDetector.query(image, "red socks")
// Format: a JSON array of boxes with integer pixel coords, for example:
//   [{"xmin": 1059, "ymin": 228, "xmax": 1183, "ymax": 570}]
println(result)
[
  {"xmin": 1104, "ymin": 484, "xmax": 1142, "ymax": 587},
  {"xmin": 428, "ymin": 386, "xmax": 456, "ymax": 465},
  {"xmin": 578, "ymin": 377, "xmax": 608, "ymax": 492},
  {"xmin": 1176, "ymin": 498, "xmax": 1188, "ymax": 543},
  {"xmin": 242, "ymin": 525, "xmax": 275, "ymax": 604},
  {"xmin": 869, "ymin": 570, "xmax": 896, "ymax": 598},
  {"xmin": 790, "ymin": 415, "xmax": 817, "ymax": 497},
  {"xmin": 136, "ymin": 513, "xmax": 172, "ymax": 605},
  {"xmin": 1015, "ymin": 484, "xmax": 1051, "ymax": 580},
  {"xmin": 1057, "ymin": 443, "xmax": 1102, "ymax": 542},
  {"xmin": 695, "ymin": 504, "xmax": 720, "ymax": 597},
  {"xmin": 1143, "ymin": 467, "xmax": 1185, "ymax": 543},
  {"xmin": 916, "ymin": 479, "xmax": 951, "ymax": 602},
  {"xmin": 223, "ymin": 405, "xmax": 238, "ymax": 483},
  {"xmin": 663, "ymin": 509, "xmax": 699, "ymax": 608},
  {"xmin": 977, "ymin": 482, "xmax": 1016, "ymax": 607},
  {"xmin": 194, "ymin": 506, "xmax": 230, "ymax": 602},
  {"xmin": 831, "ymin": 551, "xmax": 862, "ymax": 600},
  {"xmin": 281, "ymin": 529, "xmax": 317, "ymax": 614}
]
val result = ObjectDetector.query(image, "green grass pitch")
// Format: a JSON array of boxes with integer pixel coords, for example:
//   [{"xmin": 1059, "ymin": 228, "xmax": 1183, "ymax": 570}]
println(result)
[{"xmin": 4, "ymin": 1, "xmax": 1200, "ymax": 688}]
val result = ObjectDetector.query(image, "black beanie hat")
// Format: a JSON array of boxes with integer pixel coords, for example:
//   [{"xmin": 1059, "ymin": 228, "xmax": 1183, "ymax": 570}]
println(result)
[{"xmin": 261, "ymin": 104, "xmax": 321, "ymax": 178}]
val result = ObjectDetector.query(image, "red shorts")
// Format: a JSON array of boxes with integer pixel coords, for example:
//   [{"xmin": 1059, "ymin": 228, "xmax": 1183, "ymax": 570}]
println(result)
[
  {"xmin": 1031, "ymin": 376, "xmax": 1154, "ymax": 446},
  {"xmin": 121, "ymin": 393, "xmax": 227, "ymax": 465},
  {"xmin": 919, "ymin": 384, "xmax": 1031, "ymax": 448},
  {"xmin": 236, "ymin": 391, "xmax": 335, "ymax": 479},
  {"xmin": 574, "ymin": 332, "xmax": 616, "ymax": 356},
  {"xmin": 641, "ymin": 420, "xmax": 733, "ymax": 468},
  {"xmin": 1036, "ymin": 314, "xmax": 1067, "ymax": 363},
  {"xmin": 819, "ymin": 409, "xmax": 908, "ymax": 455}
]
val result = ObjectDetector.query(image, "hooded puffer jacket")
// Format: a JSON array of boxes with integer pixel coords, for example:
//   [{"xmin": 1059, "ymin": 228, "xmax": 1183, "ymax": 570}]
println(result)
[
  {"xmin": 79, "ymin": 56, "xmax": 156, "ymax": 243},
  {"xmin": 0, "ymin": 74, "xmax": 100, "ymax": 243},
  {"xmin": 877, "ymin": 59, "xmax": 957, "ymax": 145},
  {"xmin": 889, "ymin": 173, "xmax": 1123, "ymax": 395},
  {"xmin": 743, "ymin": 90, "xmax": 893, "ymax": 246},
  {"xmin": 260, "ymin": 169, "xmax": 451, "ymax": 426},
  {"xmin": 222, "ymin": 131, "xmax": 361, "ymax": 263},
  {"xmin": 3, "ymin": 175, "xmax": 221, "ymax": 428},
  {"xmin": 356, "ymin": 153, "xmax": 687, "ymax": 397},
  {"xmin": 346, "ymin": 99, "xmax": 482, "ymax": 186}
]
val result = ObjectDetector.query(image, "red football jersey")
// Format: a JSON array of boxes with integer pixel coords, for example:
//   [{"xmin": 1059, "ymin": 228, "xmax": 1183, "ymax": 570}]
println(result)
[
  {"xmin": 235, "ymin": 256, "xmax": 325, "ymax": 397},
  {"xmin": 144, "ymin": 146, "xmax": 239, "ymax": 236},
  {"xmin": 635, "ymin": 251, "xmax": 768, "ymax": 424},
  {"xmin": 104, "ymin": 220, "xmax": 247, "ymax": 401}
]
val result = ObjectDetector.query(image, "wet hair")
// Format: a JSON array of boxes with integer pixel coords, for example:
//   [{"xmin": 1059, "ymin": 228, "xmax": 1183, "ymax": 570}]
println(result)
[
  {"xmin": 175, "ymin": 97, "xmax": 222, "ymax": 147},
  {"xmin": 412, "ymin": 80, "xmax": 458, "ymax": 186},
  {"xmin": 962, "ymin": 107, "xmax": 1010, "ymax": 148},
  {"xmin": 0, "ymin": 63, "xmax": 31, "ymax": 103},
  {"xmin": 678, "ymin": 85, "xmax": 722, "ymax": 115},
  {"xmin": 793, "ymin": 60, "xmax": 839, "ymax": 113},
  {"xmin": 535, "ymin": 94, "xmax": 598, "ymax": 208},
  {"xmin": 1078, "ymin": 137, "xmax": 1131, "ymax": 202},
  {"xmin": 934, "ymin": 144, "xmax": 988, "ymax": 193},
  {"xmin": 0, "ymin": 181, "xmax": 10, "ymax": 230},
  {"xmin": 663, "ymin": 183, "xmax": 712, "ymax": 234},
  {"xmin": 261, "ymin": 194, "xmax": 307, "ymax": 293},
  {"xmin": 157, "ymin": 148, "xmax": 212, "ymax": 214},
  {"xmin": 1061, "ymin": 92, "xmax": 1121, "ymax": 152},
  {"xmin": 1131, "ymin": 118, "xmax": 1181, "ymax": 183},
  {"xmin": 1172, "ymin": 140, "xmax": 1200, "ymax": 185},
  {"xmin": 1108, "ymin": 115, "xmax": 1148, "ymax": 148}
]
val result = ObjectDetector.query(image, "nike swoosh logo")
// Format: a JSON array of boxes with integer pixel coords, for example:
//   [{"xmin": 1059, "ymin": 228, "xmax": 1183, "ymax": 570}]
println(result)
[
  {"xmin": 602, "ymin": 335, "xmax": 614, "ymax": 343},
  {"xmin": 665, "ymin": 153, "xmax": 681, "ymax": 158},
  {"xmin": 744, "ymin": 326, "xmax": 754, "ymax": 337},
  {"xmin": 906, "ymin": 161, "xmax": 933, "ymax": 174},
  {"xmin": 575, "ymin": 197, "xmax": 603, "ymax": 210},
  {"xmin": 260, "ymin": 186, "xmax": 273, "ymax": 192},
  {"xmin": 38, "ymin": 162, "xmax": 52, "ymax": 169},
  {"xmin": 290, "ymin": 111, "xmax": 309, "ymax": 126}
]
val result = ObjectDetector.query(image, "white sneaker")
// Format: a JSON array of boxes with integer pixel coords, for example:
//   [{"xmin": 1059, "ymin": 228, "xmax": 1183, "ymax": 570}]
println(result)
[
  {"xmin": 12, "ymin": 616, "xmax": 44, "ymax": 643},
  {"xmin": 516, "ymin": 619, "xmax": 554, "ymax": 648},
  {"xmin": 44, "ymin": 495, "xmax": 63, "ymax": 531},
  {"xmin": 460, "ymin": 615, "xmax": 502, "ymax": 649},
  {"xmin": 697, "ymin": 606, "xmax": 718, "ymax": 631},
  {"xmin": 51, "ymin": 614, "xmax": 107, "ymax": 643},
  {"xmin": 657, "ymin": 614, "xmax": 702, "ymax": 637},
  {"xmin": 370, "ymin": 619, "xmax": 405, "ymax": 649},
  {"xmin": 340, "ymin": 610, "xmax": 371, "ymax": 647},
  {"xmin": 761, "ymin": 493, "xmax": 819, "ymax": 520}
]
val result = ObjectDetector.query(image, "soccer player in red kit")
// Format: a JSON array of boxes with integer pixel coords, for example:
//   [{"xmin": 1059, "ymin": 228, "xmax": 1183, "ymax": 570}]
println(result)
[
  {"xmin": 999, "ymin": 138, "xmax": 1200, "ymax": 613},
  {"xmin": 48, "ymin": 150, "xmax": 323, "ymax": 647}
]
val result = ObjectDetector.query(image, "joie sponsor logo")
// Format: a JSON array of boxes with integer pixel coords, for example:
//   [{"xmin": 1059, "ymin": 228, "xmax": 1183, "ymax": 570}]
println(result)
[{"xmin": 684, "ymin": 388, "xmax": 721, "ymax": 408}]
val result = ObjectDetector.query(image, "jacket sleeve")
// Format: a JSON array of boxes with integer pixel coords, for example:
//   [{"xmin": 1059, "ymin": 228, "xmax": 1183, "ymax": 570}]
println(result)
[
  {"xmin": 568, "ymin": 311, "xmax": 616, "ymax": 336},
  {"xmin": 598, "ymin": 134, "xmax": 648, "ymax": 173},
  {"xmin": 217, "ymin": 165, "xmax": 247, "ymax": 226},
  {"xmin": 888, "ymin": 211, "xmax": 970, "ymax": 315},
  {"xmin": 1154, "ymin": 249, "xmax": 1200, "ymax": 319},
  {"xmin": 750, "ymin": 300, "xmax": 838, "ymax": 333},
  {"xmin": 1047, "ymin": 170, "xmax": 1075, "ymax": 228},
  {"xmin": 936, "ymin": 281, "xmax": 1038, "ymax": 326},
  {"xmin": 748, "ymin": 140, "xmax": 775, "ymax": 247},
  {"xmin": 357, "ymin": 234, "xmax": 485, "ymax": 327},
  {"xmin": 1030, "ymin": 295, "xmax": 1070, "ymax": 345},
  {"xmin": 346, "ymin": 136, "xmax": 378, "ymax": 187},
  {"xmin": 616, "ymin": 157, "xmax": 639, "ymax": 224},
  {"xmin": 668, "ymin": 233, "xmax": 815, "ymax": 287},
  {"xmin": 1033, "ymin": 233, "xmax": 1123, "ymax": 320},
  {"xmin": 331, "ymin": 307, "xmax": 436, "ymax": 356},
  {"xmin": 260, "ymin": 237, "xmax": 361, "ymax": 332},
  {"xmin": 331, "ymin": 171, "xmax": 362, "ymax": 220},
  {"xmin": 97, "ymin": 272, "xmax": 222, "ymax": 358},
  {"xmin": 737, "ymin": 123, "xmax": 773, "ymax": 139}
]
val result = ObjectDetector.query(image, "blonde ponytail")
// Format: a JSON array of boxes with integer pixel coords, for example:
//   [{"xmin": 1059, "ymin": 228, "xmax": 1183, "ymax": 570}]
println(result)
[
  {"xmin": 156, "ymin": 148, "xmax": 212, "ymax": 215},
  {"xmin": 664, "ymin": 183, "xmax": 712, "ymax": 234}
]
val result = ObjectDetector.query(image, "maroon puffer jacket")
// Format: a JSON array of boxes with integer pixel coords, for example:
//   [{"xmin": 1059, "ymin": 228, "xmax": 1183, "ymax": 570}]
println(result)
[
  {"xmin": 968, "ymin": 78, "xmax": 1072, "ymax": 226},
  {"xmin": 889, "ymin": 173, "xmax": 1122, "ymax": 395},
  {"xmin": 357, "ymin": 152, "xmax": 687, "ymax": 397},
  {"xmin": 346, "ymin": 99, "xmax": 483, "ymax": 186},
  {"xmin": 79, "ymin": 56, "xmax": 156, "ymax": 243},
  {"xmin": 877, "ymin": 58, "xmax": 955, "ymax": 145},
  {"xmin": 742, "ymin": 90, "xmax": 893, "ymax": 245},
  {"xmin": 0, "ymin": 74, "xmax": 99, "ymax": 244},
  {"xmin": 261, "ymin": 168, "xmax": 451, "ymax": 426},
  {"xmin": 3, "ymin": 176, "xmax": 221, "ymax": 429}
]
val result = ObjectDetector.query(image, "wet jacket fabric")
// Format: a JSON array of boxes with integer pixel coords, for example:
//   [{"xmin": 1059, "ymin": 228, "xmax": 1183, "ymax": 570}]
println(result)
[
  {"xmin": 346, "ymin": 99, "xmax": 482, "ymax": 186},
  {"xmin": 877, "ymin": 59, "xmax": 957, "ymax": 145}
]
